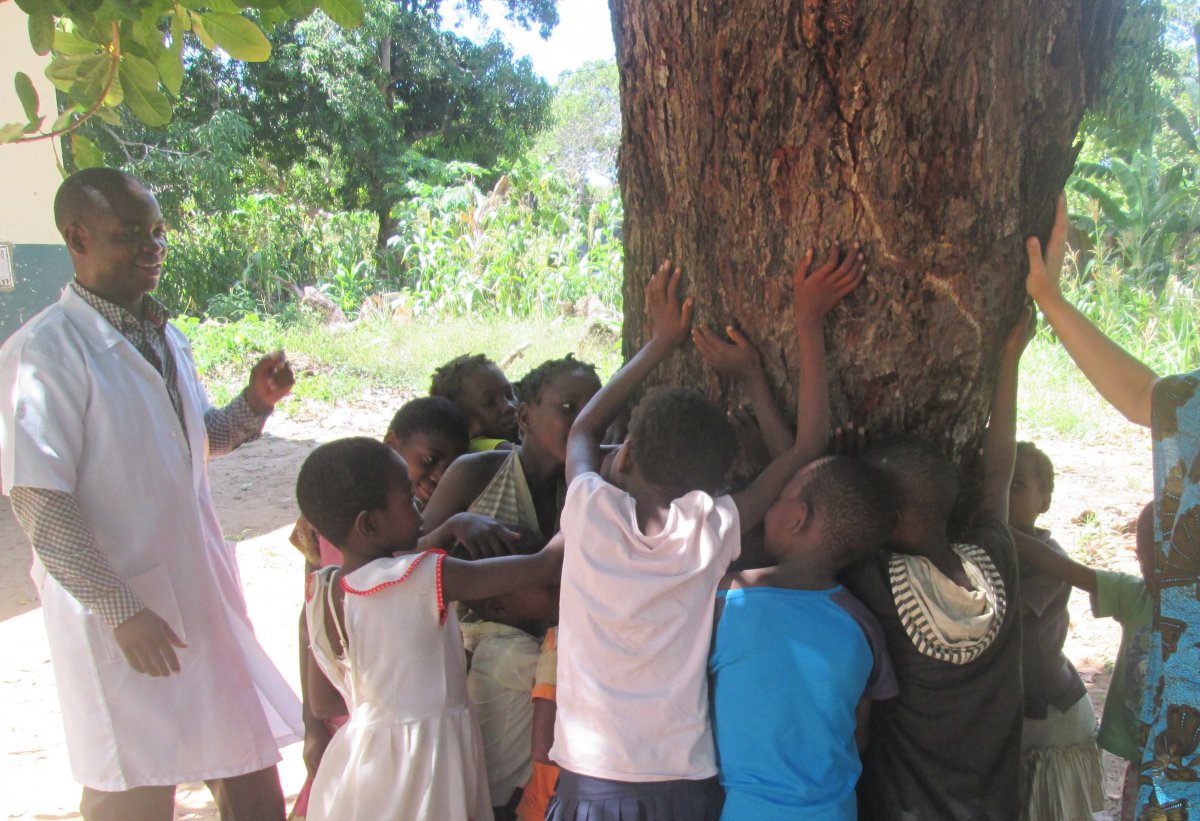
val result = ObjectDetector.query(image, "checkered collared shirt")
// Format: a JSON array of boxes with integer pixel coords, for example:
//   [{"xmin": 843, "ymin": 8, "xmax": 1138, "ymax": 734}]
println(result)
[{"xmin": 10, "ymin": 283, "xmax": 271, "ymax": 628}]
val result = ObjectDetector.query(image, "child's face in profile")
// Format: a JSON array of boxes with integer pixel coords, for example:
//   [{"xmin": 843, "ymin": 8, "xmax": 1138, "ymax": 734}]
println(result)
[
  {"xmin": 374, "ymin": 460, "xmax": 424, "ymax": 554},
  {"xmin": 1008, "ymin": 455, "xmax": 1050, "ymax": 534},
  {"xmin": 385, "ymin": 430, "xmax": 466, "ymax": 508},
  {"xmin": 519, "ymin": 369, "xmax": 600, "ymax": 464},
  {"xmin": 459, "ymin": 364, "xmax": 518, "ymax": 441}
]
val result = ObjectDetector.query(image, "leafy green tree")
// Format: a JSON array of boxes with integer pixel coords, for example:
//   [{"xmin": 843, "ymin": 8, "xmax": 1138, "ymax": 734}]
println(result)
[
  {"xmin": 160, "ymin": 0, "xmax": 555, "ymax": 247},
  {"xmin": 534, "ymin": 60, "xmax": 619, "ymax": 185},
  {"xmin": 2, "ymin": 0, "xmax": 364, "ymax": 148}
]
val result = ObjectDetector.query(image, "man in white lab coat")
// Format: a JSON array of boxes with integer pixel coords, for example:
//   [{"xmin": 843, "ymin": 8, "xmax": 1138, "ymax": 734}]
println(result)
[{"xmin": 0, "ymin": 168, "xmax": 303, "ymax": 820}]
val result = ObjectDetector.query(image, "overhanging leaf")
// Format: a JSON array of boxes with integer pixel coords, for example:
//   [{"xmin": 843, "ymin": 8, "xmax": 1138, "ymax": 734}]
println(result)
[
  {"xmin": 159, "ymin": 14, "xmax": 184, "ymax": 96},
  {"xmin": 278, "ymin": 0, "xmax": 316, "ymax": 20},
  {"xmin": 95, "ymin": 105, "xmax": 122, "ymax": 125},
  {"xmin": 119, "ymin": 54, "xmax": 172, "ymax": 126},
  {"xmin": 51, "ymin": 108, "xmax": 75, "ymax": 131},
  {"xmin": 53, "ymin": 30, "xmax": 105, "ymax": 56},
  {"xmin": 45, "ymin": 52, "xmax": 109, "ymax": 93},
  {"xmin": 0, "ymin": 122, "xmax": 27, "ymax": 144},
  {"xmin": 28, "ymin": 11, "xmax": 55, "ymax": 55},
  {"xmin": 14, "ymin": 73, "xmax": 40, "ymax": 124},
  {"xmin": 71, "ymin": 133, "xmax": 103, "ymax": 169},
  {"xmin": 200, "ymin": 13, "xmax": 271, "ymax": 61},
  {"xmin": 316, "ymin": 0, "xmax": 363, "ymax": 29},
  {"xmin": 190, "ymin": 12, "xmax": 216, "ymax": 49}
]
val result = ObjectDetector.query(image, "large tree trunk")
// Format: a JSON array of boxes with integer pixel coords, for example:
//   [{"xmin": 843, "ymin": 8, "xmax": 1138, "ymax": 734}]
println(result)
[{"xmin": 613, "ymin": 1, "xmax": 1121, "ymax": 476}]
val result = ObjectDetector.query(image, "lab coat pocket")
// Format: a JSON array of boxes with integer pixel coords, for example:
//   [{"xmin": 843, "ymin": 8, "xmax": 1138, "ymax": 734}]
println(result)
[{"xmin": 96, "ymin": 565, "xmax": 189, "ymax": 664}]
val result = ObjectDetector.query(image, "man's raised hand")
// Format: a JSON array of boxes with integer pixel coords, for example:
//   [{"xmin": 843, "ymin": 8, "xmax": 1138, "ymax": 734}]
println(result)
[{"xmin": 245, "ymin": 350, "xmax": 295, "ymax": 414}]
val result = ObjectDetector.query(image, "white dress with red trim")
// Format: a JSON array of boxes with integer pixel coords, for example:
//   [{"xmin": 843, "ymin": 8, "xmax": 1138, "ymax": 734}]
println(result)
[{"xmin": 306, "ymin": 550, "xmax": 493, "ymax": 821}]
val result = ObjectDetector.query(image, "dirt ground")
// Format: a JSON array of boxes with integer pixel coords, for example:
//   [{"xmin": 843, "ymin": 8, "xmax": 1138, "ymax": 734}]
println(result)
[{"xmin": 0, "ymin": 392, "xmax": 1154, "ymax": 820}]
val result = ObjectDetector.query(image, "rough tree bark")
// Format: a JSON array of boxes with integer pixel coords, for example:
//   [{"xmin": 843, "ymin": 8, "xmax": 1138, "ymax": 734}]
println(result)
[{"xmin": 612, "ymin": 0, "xmax": 1122, "ymax": 481}]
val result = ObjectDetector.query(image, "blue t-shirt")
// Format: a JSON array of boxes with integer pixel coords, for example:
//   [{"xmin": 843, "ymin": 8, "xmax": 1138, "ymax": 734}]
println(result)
[{"xmin": 709, "ymin": 585, "xmax": 897, "ymax": 821}]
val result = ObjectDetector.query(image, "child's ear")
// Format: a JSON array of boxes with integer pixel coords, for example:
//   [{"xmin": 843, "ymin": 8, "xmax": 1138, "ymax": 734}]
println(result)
[
  {"xmin": 517, "ymin": 402, "xmax": 532, "ymax": 435},
  {"xmin": 786, "ymin": 502, "xmax": 812, "ymax": 536},
  {"xmin": 382, "ymin": 429, "xmax": 401, "ymax": 450},
  {"xmin": 614, "ymin": 439, "xmax": 632, "ymax": 473},
  {"xmin": 352, "ymin": 508, "xmax": 376, "ymax": 539}
]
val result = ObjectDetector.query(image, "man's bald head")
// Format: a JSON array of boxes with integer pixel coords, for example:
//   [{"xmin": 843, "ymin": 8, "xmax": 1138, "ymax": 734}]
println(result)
[{"xmin": 54, "ymin": 168, "xmax": 149, "ymax": 236}]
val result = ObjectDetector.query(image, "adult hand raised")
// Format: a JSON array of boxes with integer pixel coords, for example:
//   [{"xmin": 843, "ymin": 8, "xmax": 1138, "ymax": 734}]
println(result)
[{"xmin": 244, "ymin": 350, "xmax": 295, "ymax": 414}]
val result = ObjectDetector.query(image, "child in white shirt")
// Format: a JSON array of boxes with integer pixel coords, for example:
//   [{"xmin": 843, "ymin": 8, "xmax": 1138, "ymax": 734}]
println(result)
[{"xmin": 550, "ymin": 249, "xmax": 864, "ymax": 819}]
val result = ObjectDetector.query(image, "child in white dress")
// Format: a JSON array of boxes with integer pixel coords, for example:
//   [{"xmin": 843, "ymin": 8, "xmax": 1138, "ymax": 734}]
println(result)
[{"xmin": 295, "ymin": 437, "xmax": 563, "ymax": 821}]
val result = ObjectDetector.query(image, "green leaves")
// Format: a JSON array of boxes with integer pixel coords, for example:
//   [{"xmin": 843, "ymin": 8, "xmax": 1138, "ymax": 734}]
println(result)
[
  {"xmin": 200, "ymin": 13, "xmax": 271, "ymax": 61},
  {"xmin": 72, "ymin": 134, "xmax": 103, "ymax": 169},
  {"xmin": 120, "ymin": 54, "xmax": 172, "ymax": 126},
  {"xmin": 159, "ymin": 13, "xmax": 185, "ymax": 96},
  {"xmin": 5, "ymin": 0, "xmax": 362, "ymax": 145},
  {"xmin": 28, "ymin": 11, "xmax": 55, "ymax": 56},
  {"xmin": 15, "ymin": 73, "xmax": 40, "ymax": 125},
  {"xmin": 316, "ymin": 0, "xmax": 364, "ymax": 29}
]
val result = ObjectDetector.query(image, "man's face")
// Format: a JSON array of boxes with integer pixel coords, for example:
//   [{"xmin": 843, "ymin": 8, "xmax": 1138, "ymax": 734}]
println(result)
[{"xmin": 66, "ymin": 182, "xmax": 167, "ymax": 310}]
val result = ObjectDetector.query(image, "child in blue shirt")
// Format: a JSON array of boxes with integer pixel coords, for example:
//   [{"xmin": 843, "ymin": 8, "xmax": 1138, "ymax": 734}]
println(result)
[{"xmin": 710, "ymin": 456, "xmax": 899, "ymax": 820}]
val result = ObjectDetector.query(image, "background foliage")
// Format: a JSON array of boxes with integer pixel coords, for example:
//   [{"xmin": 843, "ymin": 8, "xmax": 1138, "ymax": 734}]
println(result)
[{"xmin": 5, "ymin": 0, "xmax": 1198, "ymax": 395}]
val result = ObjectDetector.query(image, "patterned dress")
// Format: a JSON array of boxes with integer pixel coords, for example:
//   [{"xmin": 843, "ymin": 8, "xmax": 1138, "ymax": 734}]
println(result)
[{"xmin": 1136, "ymin": 371, "xmax": 1200, "ymax": 819}]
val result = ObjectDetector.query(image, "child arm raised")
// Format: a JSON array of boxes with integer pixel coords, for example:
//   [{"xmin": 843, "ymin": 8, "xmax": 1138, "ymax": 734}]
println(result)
[
  {"xmin": 730, "ymin": 244, "xmax": 864, "ymax": 530},
  {"xmin": 693, "ymin": 325, "xmax": 793, "ymax": 458},
  {"xmin": 978, "ymin": 309, "xmax": 1034, "ymax": 520},
  {"xmin": 566, "ymin": 261, "xmax": 694, "ymax": 484}
]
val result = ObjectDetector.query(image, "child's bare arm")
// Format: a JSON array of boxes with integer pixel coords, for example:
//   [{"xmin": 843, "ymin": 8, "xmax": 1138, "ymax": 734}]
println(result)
[
  {"xmin": 979, "ymin": 310, "xmax": 1034, "ymax": 519},
  {"xmin": 854, "ymin": 697, "xmax": 872, "ymax": 753},
  {"xmin": 566, "ymin": 261, "xmax": 694, "ymax": 484},
  {"xmin": 530, "ymin": 698, "xmax": 557, "ymax": 765},
  {"xmin": 440, "ymin": 533, "xmax": 564, "ymax": 603},
  {"xmin": 307, "ymin": 647, "xmax": 348, "ymax": 721},
  {"xmin": 730, "ymin": 244, "xmax": 865, "ymax": 530},
  {"xmin": 1027, "ymin": 195, "xmax": 1158, "ymax": 426},
  {"xmin": 693, "ymin": 325, "xmax": 792, "ymax": 458},
  {"xmin": 1012, "ymin": 528, "xmax": 1097, "ymax": 595}
]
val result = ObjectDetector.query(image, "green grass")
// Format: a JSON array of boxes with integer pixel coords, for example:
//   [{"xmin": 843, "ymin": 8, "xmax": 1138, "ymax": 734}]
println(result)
[{"xmin": 184, "ymin": 312, "xmax": 623, "ymax": 411}]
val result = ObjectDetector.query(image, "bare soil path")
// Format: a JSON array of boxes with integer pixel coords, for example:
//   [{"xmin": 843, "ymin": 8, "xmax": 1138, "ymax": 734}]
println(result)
[{"xmin": 0, "ymin": 395, "xmax": 1152, "ymax": 819}]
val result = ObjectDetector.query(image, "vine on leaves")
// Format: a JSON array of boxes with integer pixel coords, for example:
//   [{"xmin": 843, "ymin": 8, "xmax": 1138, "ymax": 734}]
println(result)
[{"xmin": 2, "ymin": 0, "xmax": 365, "ymax": 157}]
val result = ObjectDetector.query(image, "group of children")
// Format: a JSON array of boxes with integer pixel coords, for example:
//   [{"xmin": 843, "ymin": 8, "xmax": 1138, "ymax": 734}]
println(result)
[{"xmin": 285, "ymin": 244, "xmax": 1158, "ymax": 821}]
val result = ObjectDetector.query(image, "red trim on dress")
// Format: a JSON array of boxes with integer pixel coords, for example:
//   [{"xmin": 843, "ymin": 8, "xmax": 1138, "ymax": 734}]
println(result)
[
  {"xmin": 340, "ymin": 549, "xmax": 450, "ymax": 624},
  {"xmin": 304, "ymin": 570, "xmax": 316, "ymax": 603}
]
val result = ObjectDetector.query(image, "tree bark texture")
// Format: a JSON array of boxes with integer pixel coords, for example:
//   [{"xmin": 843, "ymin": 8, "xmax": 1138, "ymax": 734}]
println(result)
[{"xmin": 612, "ymin": 0, "xmax": 1122, "ymax": 471}]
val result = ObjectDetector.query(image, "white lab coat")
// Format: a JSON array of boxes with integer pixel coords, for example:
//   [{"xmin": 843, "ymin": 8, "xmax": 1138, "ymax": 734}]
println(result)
[{"xmin": 0, "ymin": 286, "xmax": 301, "ymax": 790}]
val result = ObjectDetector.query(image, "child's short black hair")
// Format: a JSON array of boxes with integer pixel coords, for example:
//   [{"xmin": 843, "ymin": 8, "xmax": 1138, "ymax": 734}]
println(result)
[
  {"xmin": 865, "ymin": 437, "xmax": 960, "ymax": 519},
  {"xmin": 516, "ymin": 354, "xmax": 601, "ymax": 404},
  {"xmin": 1016, "ymin": 441, "xmax": 1055, "ymax": 495},
  {"xmin": 388, "ymin": 396, "xmax": 470, "ymax": 451},
  {"xmin": 429, "ymin": 354, "xmax": 497, "ymax": 404},
  {"xmin": 804, "ymin": 457, "xmax": 898, "ymax": 568},
  {"xmin": 296, "ymin": 437, "xmax": 403, "ymax": 546},
  {"xmin": 628, "ymin": 386, "xmax": 737, "ymax": 496}
]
